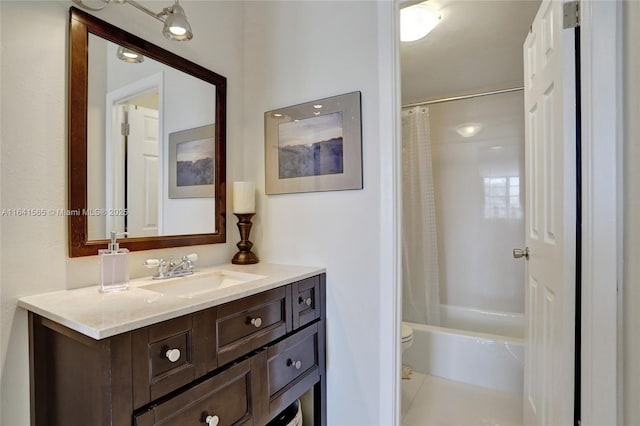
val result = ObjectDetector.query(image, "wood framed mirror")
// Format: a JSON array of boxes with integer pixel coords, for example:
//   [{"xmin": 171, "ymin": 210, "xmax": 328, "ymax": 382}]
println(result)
[{"xmin": 68, "ymin": 7, "xmax": 226, "ymax": 257}]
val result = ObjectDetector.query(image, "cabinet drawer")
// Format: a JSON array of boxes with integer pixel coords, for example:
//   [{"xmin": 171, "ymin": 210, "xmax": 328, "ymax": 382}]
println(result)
[
  {"xmin": 216, "ymin": 287, "xmax": 291, "ymax": 366},
  {"xmin": 266, "ymin": 322, "xmax": 322, "ymax": 417},
  {"xmin": 132, "ymin": 309, "xmax": 216, "ymax": 408},
  {"xmin": 291, "ymin": 276, "xmax": 322, "ymax": 329},
  {"xmin": 134, "ymin": 353, "xmax": 265, "ymax": 426}
]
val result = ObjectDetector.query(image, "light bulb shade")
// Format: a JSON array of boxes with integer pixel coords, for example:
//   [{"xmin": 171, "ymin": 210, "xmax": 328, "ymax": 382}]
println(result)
[
  {"xmin": 401, "ymin": 2, "xmax": 441, "ymax": 42},
  {"xmin": 116, "ymin": 46, "xmax": 144, "ymax": 63},
  {"xmin": 162, "ymin": 3, "xmax": 193, "ymax": 41}
]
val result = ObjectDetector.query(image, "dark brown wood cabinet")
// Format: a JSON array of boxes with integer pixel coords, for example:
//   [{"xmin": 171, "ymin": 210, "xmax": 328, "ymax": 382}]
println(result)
[
  {"xmin": 291, "ymin": 276, "xmax": 322, "ymax": 330},
  {"xmin": 28, "ymin": 274, "xmax": 326, "ymax": 426},
  {"xmin": 215, "ymin": 286, "xmax": 291, "ymax": 366},
  {"xmin": 134, "ymin": 353, "xmax": 267, "ymax": 426},
  {"xmin": 266, "ymin": 322, "xmax": 325, "ymax": 417},
  {"xmin": 129, "ymin": 308, "xmax": 219, "ymax": 408}
]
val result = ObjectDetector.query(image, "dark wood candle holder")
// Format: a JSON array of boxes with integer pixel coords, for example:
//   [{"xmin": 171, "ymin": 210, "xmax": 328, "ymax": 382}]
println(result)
[{"xmin": 231, "ymin": 213, "xmax": 259, "ymax": 265}]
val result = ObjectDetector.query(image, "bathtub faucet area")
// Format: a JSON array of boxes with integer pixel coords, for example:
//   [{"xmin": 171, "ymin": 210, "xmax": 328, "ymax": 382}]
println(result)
[{"xmin": 144, "ymin": 253, "xmax": 199, "ymax": 279}]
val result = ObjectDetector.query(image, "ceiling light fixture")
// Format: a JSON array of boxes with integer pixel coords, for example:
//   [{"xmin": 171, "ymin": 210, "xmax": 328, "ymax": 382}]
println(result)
[
  {"xmin": 400, "ymin": 2, "xmax": 441, "ymax": 42},
  {"xmin": 72, "ymin": 0, "xmax": 193, "ymax": 41},
  {"xmin": 455, "ymin": 123, "xmax": 483, "ymax": 138}
]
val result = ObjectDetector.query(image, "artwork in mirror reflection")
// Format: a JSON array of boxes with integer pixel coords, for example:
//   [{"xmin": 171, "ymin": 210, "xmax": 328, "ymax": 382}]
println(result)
[
  {"xmin": 169, "ymin": 124, "xmax": 215, "ymax": 199},
  {"xmin": 177, "ymin": 140, "xmax": 214, "ymax": 187},
  {"xmin": 86, "ymin": 34, "xmax": 217, "ymax": 240}
]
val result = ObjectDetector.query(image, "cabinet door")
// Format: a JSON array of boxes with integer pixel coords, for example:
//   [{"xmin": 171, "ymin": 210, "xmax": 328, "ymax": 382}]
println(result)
[
  {"xmin": 134, "ymin": 352, "xmax": 267, "ymax": 426},
  {"xmin": 216, "ymin": 287, "xmax": 291, "ymax": 366}
]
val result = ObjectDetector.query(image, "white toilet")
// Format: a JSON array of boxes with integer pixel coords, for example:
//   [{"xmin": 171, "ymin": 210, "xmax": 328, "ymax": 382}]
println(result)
[
  {"xmin": 401, "ymin": 322, "xmax": 414, "ymax": 353},
  {"xmin": 401, "ymin": 322, "xmax": 414, "ymax": 379}
]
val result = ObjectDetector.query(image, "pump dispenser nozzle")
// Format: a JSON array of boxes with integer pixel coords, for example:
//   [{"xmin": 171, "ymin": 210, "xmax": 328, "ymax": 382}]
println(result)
[
  {"xmin": 107, "ymin": 231, "xmax": 128, "ymax": 252},
  {"xmin": 99, "ymin": 231, "xmax": 129, "ymax": 292},
  {"xmin": 108, "ymin": 231, "xmax": 119, "ymax": 252}
]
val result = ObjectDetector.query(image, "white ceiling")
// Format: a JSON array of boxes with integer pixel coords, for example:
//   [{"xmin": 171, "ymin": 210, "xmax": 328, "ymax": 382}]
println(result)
[{"xmin": 400, "ymin": 0, "xmax": 541, "ymax": 105}]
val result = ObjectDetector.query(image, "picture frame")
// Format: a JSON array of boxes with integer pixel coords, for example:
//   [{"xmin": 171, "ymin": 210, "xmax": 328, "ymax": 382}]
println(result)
[
  {"xmin": 168, "ymin": 124, "xmax": 216, "ymax": 199},
  {"xmin": 264, "ymin": 91, "xmax": 362, "ymax": 195}
]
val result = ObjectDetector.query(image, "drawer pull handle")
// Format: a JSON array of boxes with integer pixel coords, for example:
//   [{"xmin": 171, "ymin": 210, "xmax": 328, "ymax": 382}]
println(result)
[
  {"xmin": 287, "ymin": 359, "xmax": 302, "ymax": 370},
  {"xmin": 205, "ymin": 415, "xmax": 219, "ymax": 426},
  {"xmin": 165, "ymin": 348, "xmax": 181, "ymax": 363},
  {"xmin": 299, "ymin": 297, "xmax": 312, "ymax": 306},
  {"xmin": 250, "ymin": 317, "xmax": 262, "ymax": 328}
]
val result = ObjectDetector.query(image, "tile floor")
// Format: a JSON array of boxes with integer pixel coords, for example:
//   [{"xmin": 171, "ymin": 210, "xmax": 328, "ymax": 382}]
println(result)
[{"xmin": 401, "ymin": 372, "xmax": 523, "ymax": 426}]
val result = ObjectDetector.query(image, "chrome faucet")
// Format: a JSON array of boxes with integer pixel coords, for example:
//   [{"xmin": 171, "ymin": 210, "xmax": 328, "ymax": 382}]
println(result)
[{"xmin": 144, "ymin": 253, "xmax": 198, "ymax": 279}]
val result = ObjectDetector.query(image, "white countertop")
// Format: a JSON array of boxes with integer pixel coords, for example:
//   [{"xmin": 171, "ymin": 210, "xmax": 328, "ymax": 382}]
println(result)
[{"xmin": 17, "ymin": 263, "xmax": 325, "ymax": 340}]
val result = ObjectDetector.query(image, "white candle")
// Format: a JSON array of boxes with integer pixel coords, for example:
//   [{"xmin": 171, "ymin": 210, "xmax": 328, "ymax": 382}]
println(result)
[{"xmin": 233, "ymin": 181, "xmax": 255, "ymax": 214}]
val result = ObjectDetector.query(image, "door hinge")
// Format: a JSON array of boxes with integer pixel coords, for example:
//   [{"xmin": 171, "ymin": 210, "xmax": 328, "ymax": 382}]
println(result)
[
  {"xmin": 121, "ymin": 111, "xmax": 130, "ymax": 136},
  {"xmin": 563, "ymin": 1, "xmax": 580, "ymax": 29}
]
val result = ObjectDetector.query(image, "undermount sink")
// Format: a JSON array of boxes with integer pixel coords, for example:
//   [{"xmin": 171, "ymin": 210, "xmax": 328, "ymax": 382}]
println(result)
[{"xmin": 138, "ymin": 269, "xmax": 266, "ymax": 299}]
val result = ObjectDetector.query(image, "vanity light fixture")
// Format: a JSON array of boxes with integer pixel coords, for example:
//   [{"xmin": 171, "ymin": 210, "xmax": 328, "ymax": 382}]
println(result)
[
  {"xmin": 160, "ymin": 1, "xmax": 193, "ymax": 40},
  {"xmin": 72, "ymin": 0, "xmax": 193, "ymax": 41},
  {"xmin": 400, "ymin": 1, "xmax": 441, "ymax": 42},
  {"xmin": 116, "ymin": 46, "xmax": 144, "ymax": 63}
]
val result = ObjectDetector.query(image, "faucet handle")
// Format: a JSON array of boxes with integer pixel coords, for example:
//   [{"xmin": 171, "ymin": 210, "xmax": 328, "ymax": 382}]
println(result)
[
  {"xmin": 184, "ymin": 253, "xmax": 198, "ymax": 262},
  {"xmin": 144, "ymin": 259, "xmax": 161, "ymax": 268}
]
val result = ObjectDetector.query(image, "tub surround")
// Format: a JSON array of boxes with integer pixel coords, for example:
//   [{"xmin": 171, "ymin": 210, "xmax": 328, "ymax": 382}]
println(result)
[{"xmin": 18, "ymin": 263, "xmax": 324, "ymax": 339}]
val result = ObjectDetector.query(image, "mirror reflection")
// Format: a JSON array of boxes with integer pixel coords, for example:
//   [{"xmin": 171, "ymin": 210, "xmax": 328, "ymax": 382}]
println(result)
[
  {"xmin": 68, "ymin": 7, "xmax": 226, "ymax": 257},
  {"xmin": 86, "ymin": 34, "xmax": 216, "ymax": 240}
]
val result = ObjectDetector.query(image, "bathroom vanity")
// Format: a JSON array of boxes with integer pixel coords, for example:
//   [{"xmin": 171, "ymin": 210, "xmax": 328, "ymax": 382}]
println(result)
[{"xmin": 18, "ymin": 264, "xmax": 326, "ymax": 426}]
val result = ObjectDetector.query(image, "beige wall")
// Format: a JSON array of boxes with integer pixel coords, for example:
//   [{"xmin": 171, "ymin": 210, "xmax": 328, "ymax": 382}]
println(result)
[
  {"xmin": 623, "ymin": 1, "xmax": 640, "ymax": 423},
  {"xmin": 242, "ymin": 2, "xmax": 395, "ymax": 423}
]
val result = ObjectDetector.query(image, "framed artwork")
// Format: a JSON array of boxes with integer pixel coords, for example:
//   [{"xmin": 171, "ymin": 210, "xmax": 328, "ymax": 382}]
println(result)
[
  {"xmin": 264, "ymin": 91, "xmax": 362, "ymax": 195},
  {"xmin": 168, "ymin": 124, "xmax": 215, "ymax": 198}
]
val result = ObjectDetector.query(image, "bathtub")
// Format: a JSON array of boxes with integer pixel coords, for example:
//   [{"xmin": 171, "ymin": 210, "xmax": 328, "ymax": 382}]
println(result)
[{"xmin": 402, "ymin": 305, "xmax": 524, "ymax": 394}]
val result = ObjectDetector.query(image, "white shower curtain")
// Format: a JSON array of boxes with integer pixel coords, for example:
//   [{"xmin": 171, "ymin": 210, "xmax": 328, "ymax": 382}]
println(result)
[{"xmin": 402, "ymin": 106, "xmax": 440, "ymax": 326}]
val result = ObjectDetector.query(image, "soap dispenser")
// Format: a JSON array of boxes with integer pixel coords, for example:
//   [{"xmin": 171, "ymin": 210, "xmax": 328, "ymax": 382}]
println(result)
[{"xmin": 99, "ymin": 232, "xmax": 129, "ymax": 292}]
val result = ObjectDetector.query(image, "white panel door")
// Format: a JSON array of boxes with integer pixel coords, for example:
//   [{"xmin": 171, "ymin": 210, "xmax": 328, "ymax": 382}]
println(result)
[
  {"xmin": 127, "ymin": 105, "xmax": 159, "ymax": 237},
  {"xmin": 523, "ymin": 1, "xmax": 576, "ymax": 425}
]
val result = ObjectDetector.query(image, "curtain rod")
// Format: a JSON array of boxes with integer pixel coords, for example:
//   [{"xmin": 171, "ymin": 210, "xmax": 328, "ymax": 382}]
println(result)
[{"xmin": 402, "ymin": 86, "xmax": 524, "ymax": 109}]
